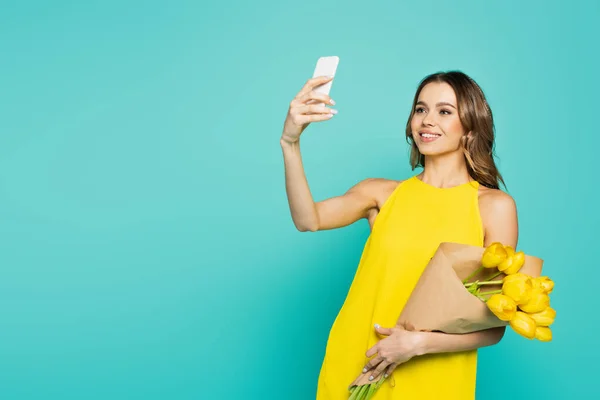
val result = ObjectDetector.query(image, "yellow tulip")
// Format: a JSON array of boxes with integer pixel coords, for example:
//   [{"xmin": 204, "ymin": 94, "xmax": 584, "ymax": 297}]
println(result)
[
  {"xmin": 529, "ymin": 307, "xmax": 556, "ymax": 327},
  {"xmin": 535, "ymin": 327, "xmax": 552, "ymax": 342},
  {"xmin": 519, "ymin": 288, "xmax": 550, "ymax": 314},
  {"xmin": 510, "ymin": 311, "xmax": 537, "ymax": 339},
  {"xmin": 532, "ymin": 276, "xmax": 554, "ymax": 294},
  {"xmin": 486, "ymin": 294, "xmax": 517, "ymax": 321},
  {"xmin": 504, "ymin": 245, "xmax": 515, "ymax": 257},
  {"xmin": 481, "ymin": 242, "xmax": 508, "ymax": 268},
  {"xmin": 503, "ymin": 272, "xmax": 529, "ymax": 284},
  {"xmin": 501, "ymin": 251, "xmax": 526, "ymax": 275},
  {"xmin": 502, "ymin": 274, "xmax": 533, "ymax": 305}
]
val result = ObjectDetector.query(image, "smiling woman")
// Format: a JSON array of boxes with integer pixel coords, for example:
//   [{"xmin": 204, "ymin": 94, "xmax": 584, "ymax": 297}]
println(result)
[
  {"xmin": 405, "ymin": 72, "xmax": 505, "ymax": 190},
  {"xmin": 281, "ymin": 70, "xmax": 517, "ymax": 400}
]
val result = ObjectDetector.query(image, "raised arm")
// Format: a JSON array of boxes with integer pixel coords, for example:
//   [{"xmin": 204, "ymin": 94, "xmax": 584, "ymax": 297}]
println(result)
[
  {"xmin": 280, "ymin": 76, "xmax": 380, "ymax": 232},
  {"xmin": 281, "ymin": 153, "xmax": 381, "ymax": 232}
]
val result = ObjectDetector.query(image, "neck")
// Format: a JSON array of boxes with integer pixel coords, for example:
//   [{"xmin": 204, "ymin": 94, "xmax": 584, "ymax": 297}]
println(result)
[{"xmin": 419, "ymin": 151, "xmax": 471, "ymax": 188}]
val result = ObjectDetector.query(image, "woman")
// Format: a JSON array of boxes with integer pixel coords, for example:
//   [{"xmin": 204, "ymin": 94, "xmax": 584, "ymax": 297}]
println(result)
[{"xmin": 280, "ymin": 71, "xmax": 518, "ymax": 399}]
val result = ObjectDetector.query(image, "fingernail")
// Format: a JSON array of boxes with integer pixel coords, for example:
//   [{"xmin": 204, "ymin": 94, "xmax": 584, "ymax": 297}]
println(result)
[
  {"xmin": 374, "ymin": 323, "xmax": 380, "ymax": 329},
  {"xmin": 362, "ymin": 367, "xmax": 367, "ymax": 373},
  {"xmin": 330, "ymin": 109, "xmax": 338, "ymax": 114},
  {"xmin": 369, "ymin": 376, "xmax": 374, "ymax": 381},
  {"xmin": 384, "ymin": 374, "xmax": 388, "ymax": 378},
  {"xmin": 330, "ymin": 99, "xmax": 336, "ymax": 105}
]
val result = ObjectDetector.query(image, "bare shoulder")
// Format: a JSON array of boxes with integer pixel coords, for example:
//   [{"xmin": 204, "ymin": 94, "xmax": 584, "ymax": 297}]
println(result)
[
  {"xmin": 478, "ymin": 186, "xmax": 517, "ymax": 214},
  {"xmin": 477, "ymin": 185, "xmax": 519, "ymax": 247},
  {"xmin": 352, "ymin": 177, "xmax": 402, "ymax": 205},
  {"xmin": 378, "ymin": 178, "xmax": 404, "ymax": 205},
  {"xmin": 355, "ymin": 178, "xmax": 403, "ymax": 228}
]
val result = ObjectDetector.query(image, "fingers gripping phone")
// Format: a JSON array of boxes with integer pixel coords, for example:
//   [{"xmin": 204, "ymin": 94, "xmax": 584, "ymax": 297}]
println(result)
[{"xmin": 308, "ymin": 56, "xmax": 339, "ymax": 105}]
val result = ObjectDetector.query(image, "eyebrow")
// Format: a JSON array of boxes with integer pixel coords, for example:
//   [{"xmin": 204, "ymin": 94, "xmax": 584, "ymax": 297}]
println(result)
[{"xmin": 416, "ymin": 101, "xmax": 457, "ymax": 109}]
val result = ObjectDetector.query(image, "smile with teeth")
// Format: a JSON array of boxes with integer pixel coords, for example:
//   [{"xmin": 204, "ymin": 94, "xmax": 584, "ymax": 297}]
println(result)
[{"xmin": 419, "ymin": 132, "xmax": 442, "ymax": 142}]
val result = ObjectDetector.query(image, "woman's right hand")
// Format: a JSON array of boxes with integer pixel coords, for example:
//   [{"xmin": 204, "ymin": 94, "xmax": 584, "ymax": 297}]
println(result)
[{"xmin": 281, "ymin": 75, "xmax": 338, "ymax": 145}]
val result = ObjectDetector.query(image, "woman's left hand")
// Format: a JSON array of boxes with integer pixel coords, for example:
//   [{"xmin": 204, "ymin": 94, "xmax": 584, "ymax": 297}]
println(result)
[{"xmin": 362, "ymin": 324, "xmax": 427, "ymax": 381}]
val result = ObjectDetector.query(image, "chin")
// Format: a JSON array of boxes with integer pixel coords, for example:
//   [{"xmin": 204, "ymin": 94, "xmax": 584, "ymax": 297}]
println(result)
[
  {"xmin": 418, "ymin": 146, "xmax": 461, "ymax": 159},
  {"xmin": 416, "ymin": 145, "xmax": 444, "ymax": 156}
]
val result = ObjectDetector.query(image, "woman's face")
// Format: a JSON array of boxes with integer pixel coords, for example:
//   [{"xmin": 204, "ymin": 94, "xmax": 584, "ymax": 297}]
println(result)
[{"xmin": 410, "ymin": 82, "xmax": 467, "ymax": 156}]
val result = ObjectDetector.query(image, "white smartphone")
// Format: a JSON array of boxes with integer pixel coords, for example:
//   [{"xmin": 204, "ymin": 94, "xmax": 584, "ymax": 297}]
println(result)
[{"xmin": 310, "ymin": 56, "xmax": 339, "ymax": 103}]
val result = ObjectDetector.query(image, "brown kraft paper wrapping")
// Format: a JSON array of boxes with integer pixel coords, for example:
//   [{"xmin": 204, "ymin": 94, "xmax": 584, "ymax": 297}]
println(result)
[
  {"xmin": 349, "ymin": 242, "xmax": 543, "ymax": 388},
  {"xmin": 397, "ymin": 242, "xmax": 544, "ymax": 333}
]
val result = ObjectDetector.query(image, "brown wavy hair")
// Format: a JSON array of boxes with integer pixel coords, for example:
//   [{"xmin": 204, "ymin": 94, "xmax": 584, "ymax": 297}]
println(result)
[{"xmin": 405, "ymin": 71, "xmax": 505, "ymax": 190}]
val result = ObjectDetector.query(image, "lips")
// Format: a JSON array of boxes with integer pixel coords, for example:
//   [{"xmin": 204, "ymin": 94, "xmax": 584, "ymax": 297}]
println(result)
[
  {"xmin": 418, "ymin": 130, "xmax": 441, "ymax": 143},
  {"xmin": 419, "ymin": 130, "xmax": 441, "ymax": 138}
]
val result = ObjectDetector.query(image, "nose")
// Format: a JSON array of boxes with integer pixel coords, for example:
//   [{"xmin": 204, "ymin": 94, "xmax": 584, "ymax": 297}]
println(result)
[{"xmin": 422, "ymin": 111, "xmax": 435, "ymax": 126}]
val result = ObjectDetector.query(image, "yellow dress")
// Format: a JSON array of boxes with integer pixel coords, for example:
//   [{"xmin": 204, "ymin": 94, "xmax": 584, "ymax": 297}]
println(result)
[{"xmin": 316, "ymin": 175, "xmax": 484, "ymax": 400}]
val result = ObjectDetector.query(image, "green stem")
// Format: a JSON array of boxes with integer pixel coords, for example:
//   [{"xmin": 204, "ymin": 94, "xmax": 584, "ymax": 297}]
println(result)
[
  {"xmin": 479, "ymin": 289, "xmax": 503, "ymax": 296},
  {"xmin": 476, "ymin": 291, "xmax": 502, "ymax": 301},
  {"xmin": 462, "ymin": 265, "xmax": 484, "ymax": 284},
  {"xmin": 464, "ymin": 280, "xmax": 503, "ymax": 288},
  {"xmin": 365, "ymin": 383, "xmax": 377, "ymax": 400},
  {"xmin": 357, "ymin": 384, "xmax": 369, "ymax": 400},
  {"xmin": 348, "ymin": 386, "xmax": 360, "ymax": 400},
  {"xmin": 487, "ymin": 270, "xmax": 504, "ymax": 281}
]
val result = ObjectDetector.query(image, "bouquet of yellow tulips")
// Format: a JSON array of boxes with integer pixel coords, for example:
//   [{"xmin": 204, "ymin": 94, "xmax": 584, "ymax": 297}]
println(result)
[
  {"xmin": 466, "ymin": 242, "xmax": 555, "ymax": 341},
  {"xmin": 347, "ymin": 242, "xmax": 554, "ymax": 399}
]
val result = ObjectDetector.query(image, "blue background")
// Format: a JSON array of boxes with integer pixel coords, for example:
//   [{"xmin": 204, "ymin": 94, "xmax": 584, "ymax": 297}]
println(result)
[{"xmin": 1, "ymin": 0, "xmax": 598, "ymax": 398}]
